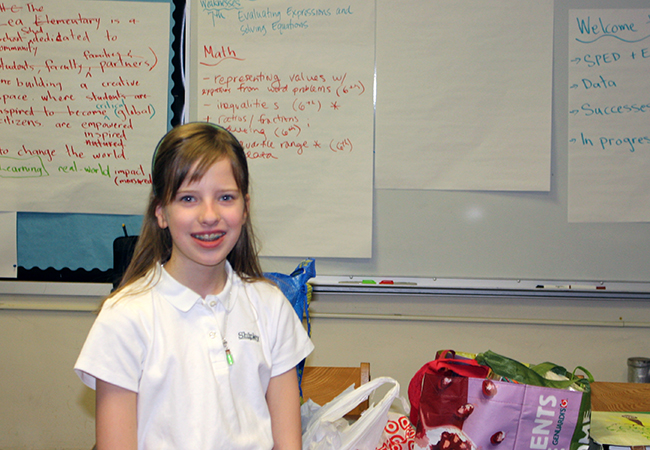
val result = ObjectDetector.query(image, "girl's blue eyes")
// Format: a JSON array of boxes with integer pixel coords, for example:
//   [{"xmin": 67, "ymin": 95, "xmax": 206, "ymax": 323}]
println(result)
[{"xmin": 177, "ymin": 194, "xmax": 236, "ymax": 202}]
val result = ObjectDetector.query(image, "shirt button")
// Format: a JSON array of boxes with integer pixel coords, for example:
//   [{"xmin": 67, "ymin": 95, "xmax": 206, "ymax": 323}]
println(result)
[
  {"xmin": 209, "ymin": 331, "xmax": 216, "ymax": 339},
  {"xmin": 209, "ymin": 301, "xmax": 217, "ymax": 307}
]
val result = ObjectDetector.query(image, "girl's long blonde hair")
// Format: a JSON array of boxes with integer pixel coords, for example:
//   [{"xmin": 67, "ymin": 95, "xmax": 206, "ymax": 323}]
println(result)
[{"xmin": 110, "ymin": 122, "xmax": 263, "ymax": 300}]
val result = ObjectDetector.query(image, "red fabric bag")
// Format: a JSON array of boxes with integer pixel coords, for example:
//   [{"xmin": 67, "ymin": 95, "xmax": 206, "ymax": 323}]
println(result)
[{"xmin": 407, "ymin": 351, "xmax": 490, "ymax": 426}]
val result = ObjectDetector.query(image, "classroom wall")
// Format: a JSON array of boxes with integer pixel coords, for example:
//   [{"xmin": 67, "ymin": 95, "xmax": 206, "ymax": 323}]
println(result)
[{"xmin": 1, "ymin": 284, "xmax": 649, "ymax": 450}]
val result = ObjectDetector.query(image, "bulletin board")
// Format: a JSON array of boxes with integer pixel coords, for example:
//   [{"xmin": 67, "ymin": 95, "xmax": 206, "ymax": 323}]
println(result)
[{"xmin": 8, "ymin": 0, "xmax": 183, "ymax": 279}]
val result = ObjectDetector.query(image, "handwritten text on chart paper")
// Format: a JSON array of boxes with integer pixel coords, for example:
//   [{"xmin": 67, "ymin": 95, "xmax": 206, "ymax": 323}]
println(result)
[
  {"xmin": 0, "ymin": 1, "xmax": 170, "ymax": 214},
  {"xmin": 197, "ymin": 3, "xmax": 367, "ymax": 162},
  {"xmin": 569, "ymin": 12, "xmax": 650, "ymax": 154},
  {"xmin": 568, "ymin": 9, "xmax": 650, "ymax": 222}
]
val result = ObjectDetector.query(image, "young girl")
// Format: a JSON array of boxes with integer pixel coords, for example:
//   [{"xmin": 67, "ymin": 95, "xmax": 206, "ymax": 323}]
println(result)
[{"xmin": 75, "ymin": 122, "xmax": 314, "ymax": 450}]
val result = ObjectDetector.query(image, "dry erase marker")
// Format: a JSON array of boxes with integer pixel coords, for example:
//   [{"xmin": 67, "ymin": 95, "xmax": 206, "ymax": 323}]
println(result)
[
  {"xmin": 536, "ymin": 284, "xmax": 605, "ymax": 290},
  {"xmin": 569, "ymin": 285, "xmax": 605, "ymax": 290}
]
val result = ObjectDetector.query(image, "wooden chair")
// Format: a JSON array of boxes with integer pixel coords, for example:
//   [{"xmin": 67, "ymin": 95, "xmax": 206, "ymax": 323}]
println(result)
[
  {"xmin": 301, "ymin": 363, "xmax": 371, "ymax": 418},
  {"xmin": 591, "ymin": 381, "xmax": 650, "ymax": 411}
]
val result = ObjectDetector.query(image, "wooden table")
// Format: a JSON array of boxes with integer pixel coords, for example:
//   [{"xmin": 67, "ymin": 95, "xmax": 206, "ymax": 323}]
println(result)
[{"xmin": 591, "ymin": 382, "xmax": 650, "ymax": 412}]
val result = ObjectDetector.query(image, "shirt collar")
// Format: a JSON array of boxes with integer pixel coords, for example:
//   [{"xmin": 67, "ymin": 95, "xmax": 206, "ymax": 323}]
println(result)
[{"xmin": 156, "ymin": 261, "xmax": 239, "ymax": 312}]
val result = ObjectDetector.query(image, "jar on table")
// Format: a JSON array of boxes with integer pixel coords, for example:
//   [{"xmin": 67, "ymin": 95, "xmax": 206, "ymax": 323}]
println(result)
[{"xmin": 627, "ymin": 357, "xmax": 650, "ymax": 383}]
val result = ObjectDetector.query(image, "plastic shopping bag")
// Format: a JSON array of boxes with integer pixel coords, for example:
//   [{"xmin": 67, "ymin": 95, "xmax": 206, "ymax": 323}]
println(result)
[
  {"xmin": 264, "ymin": 258, "xmax": 315, "ymax": 395},
  {"xmin": 302, "ymin": 377, "xmax": 404, "ymax": 450},
  {"xmin": 264, "ymin": 258, "xmax": 315, "ymax": 333},
  {"xmin": 375, "ymin": 411, "xmax": 416, "ymax": 450}
]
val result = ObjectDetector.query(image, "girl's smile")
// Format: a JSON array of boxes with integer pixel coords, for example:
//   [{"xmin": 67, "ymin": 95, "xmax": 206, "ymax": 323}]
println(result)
[
  {"xmin": 155, "ymin": 158, "xmax": 249, "ymax": 294},
  {"xmin": 193, "ymin": 232, "xmax": 225, "ymax": 242}
]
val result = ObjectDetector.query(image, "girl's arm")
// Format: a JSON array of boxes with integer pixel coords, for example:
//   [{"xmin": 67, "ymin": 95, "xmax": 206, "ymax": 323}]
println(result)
[
  {"xmin": 96, "ymin": 378, "xmax": 138, "ymax": 450},
  {"xmin": 266, "ymin": 368, "xmax": 302, "ymax": 450}
]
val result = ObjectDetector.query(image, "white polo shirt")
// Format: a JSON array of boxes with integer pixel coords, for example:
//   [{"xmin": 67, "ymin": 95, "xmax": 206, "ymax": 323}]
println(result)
[{"xmin": 75, "ymin": 262, "xmax": 314, "ymax": 450}]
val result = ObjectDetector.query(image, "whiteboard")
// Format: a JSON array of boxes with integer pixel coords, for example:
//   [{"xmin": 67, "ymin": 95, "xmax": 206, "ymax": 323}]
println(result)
[{"xmin": 259, "ymin": 0, "xmax": 650, "ymax": 284}]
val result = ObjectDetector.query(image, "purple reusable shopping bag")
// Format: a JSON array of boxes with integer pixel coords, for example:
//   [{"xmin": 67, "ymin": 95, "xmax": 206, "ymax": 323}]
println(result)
[{"xmin": 413, "ymin": 370, "xmax": 586, "ymax": 450}]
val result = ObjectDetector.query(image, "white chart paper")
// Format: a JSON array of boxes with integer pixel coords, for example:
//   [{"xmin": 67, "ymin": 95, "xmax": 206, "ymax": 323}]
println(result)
[
  {"xmin": 568, "ymin": 9, "xmax": 650, "ymax": 222},
  {"xmin": 192, "ymin": 0, "xmax": 375, "ymax": 257}
]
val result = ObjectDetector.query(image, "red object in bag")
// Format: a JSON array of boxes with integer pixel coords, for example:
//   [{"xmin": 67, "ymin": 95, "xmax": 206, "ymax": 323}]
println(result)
[{"xmin": 408, "ymin": 351, "xmax": 490, "ymax": 426}]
